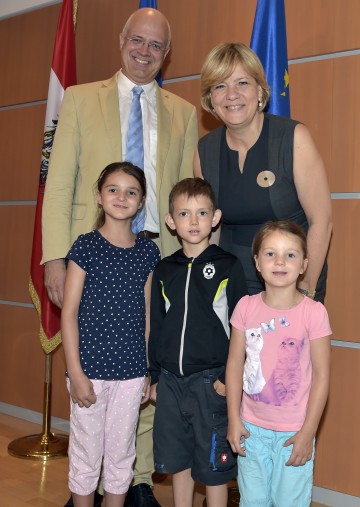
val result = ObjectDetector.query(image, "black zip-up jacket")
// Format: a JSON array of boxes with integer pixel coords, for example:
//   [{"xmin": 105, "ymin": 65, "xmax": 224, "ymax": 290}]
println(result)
[{"xmin": 148, "ymin": 244, "xmax": 248, "ymax": 385}]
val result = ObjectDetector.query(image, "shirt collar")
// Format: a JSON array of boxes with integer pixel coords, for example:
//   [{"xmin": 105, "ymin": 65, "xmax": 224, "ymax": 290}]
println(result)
[{"xmin": 117, "ymin": 70, "xmax": 156, "ymax": 103}]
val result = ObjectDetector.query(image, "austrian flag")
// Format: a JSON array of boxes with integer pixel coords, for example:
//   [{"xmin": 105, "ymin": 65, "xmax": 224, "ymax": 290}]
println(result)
[{"xmin": 29, "ymin": 0, "xmax": 77, "ymax": 353}]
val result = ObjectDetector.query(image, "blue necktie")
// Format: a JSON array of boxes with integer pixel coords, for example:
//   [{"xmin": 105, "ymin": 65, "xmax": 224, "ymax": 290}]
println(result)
[{"xmin": 126, "ymin": 86, "xmax": 144, "ymax": 234}]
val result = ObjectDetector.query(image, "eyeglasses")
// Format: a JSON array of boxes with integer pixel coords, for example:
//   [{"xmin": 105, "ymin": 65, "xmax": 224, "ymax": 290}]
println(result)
[{"xmin": 125, "ymin": 36, "xmax": 169, "ymax": 53}]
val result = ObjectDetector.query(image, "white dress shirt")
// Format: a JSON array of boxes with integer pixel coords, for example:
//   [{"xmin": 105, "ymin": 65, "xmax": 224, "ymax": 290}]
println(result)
[{"xmin": 118, "ymin": 71, "xmax": 159, "ymax": 233}]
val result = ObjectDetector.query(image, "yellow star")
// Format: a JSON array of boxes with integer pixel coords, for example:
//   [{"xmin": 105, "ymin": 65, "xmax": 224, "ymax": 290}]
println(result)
[
  {"xmin": 284, "ymin": 69, "xmax": 289, "ymax": 89},
  {"xmin": 280, "ymin": 69, "xmax": 290, "ymax": 96}
]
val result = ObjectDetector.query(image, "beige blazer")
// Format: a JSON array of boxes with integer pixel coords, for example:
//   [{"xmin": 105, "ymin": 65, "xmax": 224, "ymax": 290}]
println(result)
[{"xmin": 42, "ymin": 73, "xmax": 198, "ymax": 261}]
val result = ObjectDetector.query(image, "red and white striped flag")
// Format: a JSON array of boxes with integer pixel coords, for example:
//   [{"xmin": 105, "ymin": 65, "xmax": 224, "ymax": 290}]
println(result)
[{"xmin": 29, "ymin": 0, "xmax": 77, "ymax": 354}]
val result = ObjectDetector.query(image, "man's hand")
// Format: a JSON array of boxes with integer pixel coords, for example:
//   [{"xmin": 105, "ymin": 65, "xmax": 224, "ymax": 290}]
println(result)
[
  {"xmin": 150, "ymin": 383, "xmax": 157, "ymax": 403},
  {"xmin": 44, "ymin": 259, "xmax": 66, "ymax": 308},
  {"xmin": 141, "ymin": 377, "xmax": 150, "ymax": 404}
]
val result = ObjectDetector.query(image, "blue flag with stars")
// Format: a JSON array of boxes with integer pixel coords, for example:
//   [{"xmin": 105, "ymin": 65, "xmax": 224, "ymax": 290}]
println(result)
[
  {"xmin": 139, "ymin": 0, "xmax": 162, "ymax": 86},
  {"xmin": 139, "ymin": 0, "xmax": 157, "ymax": 7},
  {"xmin": 250, "ymin": 0, "xmax": 290, "ymax": 117}
]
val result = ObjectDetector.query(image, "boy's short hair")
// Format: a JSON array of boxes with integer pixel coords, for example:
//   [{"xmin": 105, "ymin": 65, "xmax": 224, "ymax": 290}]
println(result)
[{"xmin": 168, "ymin": 178, "xmax": 217, "ymax": 215}]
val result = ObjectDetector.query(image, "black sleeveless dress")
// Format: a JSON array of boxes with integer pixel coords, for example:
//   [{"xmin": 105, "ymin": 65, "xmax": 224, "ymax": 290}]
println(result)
[{"xmin": 198, "ymin": 114, "xmax": 327, "ymax": 302}]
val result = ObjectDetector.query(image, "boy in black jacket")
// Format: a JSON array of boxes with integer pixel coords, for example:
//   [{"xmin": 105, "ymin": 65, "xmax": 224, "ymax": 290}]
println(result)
[{"xmin": 148, "ymin": 178, "xmax": 247, "ymax": 507}]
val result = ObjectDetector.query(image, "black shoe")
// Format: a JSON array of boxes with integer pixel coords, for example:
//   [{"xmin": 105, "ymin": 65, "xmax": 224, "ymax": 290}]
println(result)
[
  {"xmin": 125, "ymin": 483, "xmax": 161, "ymax": 507},
  {"xmin": 64, "ymin": 492, "xmax": 103, "ymax": 507},
  {"xmin": 94, "ymin": 491, "xmax": 104, "ymax": 507},
  {"xmin": 64, "ymin": 496, "xmax": 74, "ymax": 507}
]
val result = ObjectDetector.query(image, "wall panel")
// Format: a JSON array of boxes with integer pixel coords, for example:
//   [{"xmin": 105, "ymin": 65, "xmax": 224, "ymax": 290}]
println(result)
[
  {"xmin": 0, "ymin": 305, "xmax": 68, "ymax": 419},
  {"xmin": 287, "ymin": 0, "xmax": 360, "ymax": 58},
  {"xmin": 325, "ymin": 200, "xmax": 360, "ymax": 342},
  {"xmin": 0, "ymin": 104, "xmax": 46, "ymax": 200},
  {"xmin": 160, "ymin": 0, "xmax": 256, "ymax": 78},
  {"xmin": 0, "ymin": 5, "xmax": 60, "ymax": 106},
  {"xmin": 286, "ymin": 0, "xmax": 335, "ymax": 58},
  {"xmin": 289, "ymin": 59, "xmax": 333, "ymax": 185},
  {"xmin": 331, "ymin": 55, "xmax": 360, "ymax": 192},
  {"xmin": 314, "ymin": 347, "xmax": 360, "ymax": 496},
  {"xmin": 0, "ymin": 206, "xmax": 35, "ymax": 303},
  {"xmin": 164, "ymin": 79, "xmax": 221, "ymax": 137},
  {"xmin": 333, "ymin": 0, "xmax": 360, "ymax": 52}
]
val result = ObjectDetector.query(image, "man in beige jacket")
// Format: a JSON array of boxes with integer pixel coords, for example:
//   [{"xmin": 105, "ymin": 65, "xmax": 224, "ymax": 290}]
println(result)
[{"xmin": 42, "ymin": 8, "xmax": 197, "ymax": 507}]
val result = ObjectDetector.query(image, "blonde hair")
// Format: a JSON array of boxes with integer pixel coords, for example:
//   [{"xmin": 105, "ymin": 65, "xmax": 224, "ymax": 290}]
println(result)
[{"xmin": 200, "ymin": 42, "xmax": 270, "ymax": 117}]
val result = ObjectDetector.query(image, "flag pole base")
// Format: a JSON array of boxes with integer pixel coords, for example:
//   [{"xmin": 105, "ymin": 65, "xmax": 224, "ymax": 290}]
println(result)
[{"xmin": 8, "ymin": 431, "xmax": 68, "ymax": 461}]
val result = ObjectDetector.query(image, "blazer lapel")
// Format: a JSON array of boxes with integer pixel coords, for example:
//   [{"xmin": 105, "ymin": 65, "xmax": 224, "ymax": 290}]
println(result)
[
  {"xmin": 156, "ymin": 85, "xmax": 172, "ymax": 195},
  {"xmin": 99, "ymin": 73, "xmax": 122, "ymax": 161}
]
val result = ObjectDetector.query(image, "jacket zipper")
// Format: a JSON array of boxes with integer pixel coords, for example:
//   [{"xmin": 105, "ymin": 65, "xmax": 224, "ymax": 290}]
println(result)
[{"xmin": 179, "ymin": 259, "xmax": 193, "ymax": 375}]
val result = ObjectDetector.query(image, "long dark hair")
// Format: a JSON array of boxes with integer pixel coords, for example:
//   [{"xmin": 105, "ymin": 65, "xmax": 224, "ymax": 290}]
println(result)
[{"xmin": 94, "ymin": 161, "xmax": 146, "ymax": 229}]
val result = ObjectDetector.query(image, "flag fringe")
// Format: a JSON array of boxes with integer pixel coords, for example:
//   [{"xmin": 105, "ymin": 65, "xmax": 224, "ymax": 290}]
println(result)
[
  {"xmin": 29, "ymin": 278, "xmax": 62, "ymax": 354},
  {"xmin": 73, "ymin": 0, "xmax": 78, "ymax": 28}
]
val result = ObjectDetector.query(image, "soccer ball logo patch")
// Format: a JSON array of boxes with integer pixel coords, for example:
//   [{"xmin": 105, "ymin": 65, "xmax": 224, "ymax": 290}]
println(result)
[{"xmin": 203, "ymin": 263, "xmax": 215, "ymax": 279}]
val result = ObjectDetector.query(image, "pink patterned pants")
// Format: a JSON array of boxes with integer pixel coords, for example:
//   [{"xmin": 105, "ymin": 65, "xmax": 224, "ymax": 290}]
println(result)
[{"xmin": 67, "ymin": 377, "xmax": 145, "ymax": 495}]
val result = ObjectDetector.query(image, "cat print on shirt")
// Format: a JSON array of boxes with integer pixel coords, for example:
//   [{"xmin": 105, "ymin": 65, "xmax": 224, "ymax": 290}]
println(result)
[
  {"xmin": 243, "ymin": 327, "xmax": 266, "ymax": 395},
  {"xmin": 251, "ymin": 337, "xmax": 304, "ymax": 406}
]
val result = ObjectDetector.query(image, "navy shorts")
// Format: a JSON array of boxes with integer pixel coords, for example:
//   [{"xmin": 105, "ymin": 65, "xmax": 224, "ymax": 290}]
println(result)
[{"xmin": 153, "ymin": 367, "xmax": 237, "ymax": 486}]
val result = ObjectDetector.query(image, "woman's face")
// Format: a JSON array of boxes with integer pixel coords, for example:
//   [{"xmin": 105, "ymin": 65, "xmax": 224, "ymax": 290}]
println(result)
[{"xmin": 210, "ymin": 62, "xmax": 262, "ymax": 129}]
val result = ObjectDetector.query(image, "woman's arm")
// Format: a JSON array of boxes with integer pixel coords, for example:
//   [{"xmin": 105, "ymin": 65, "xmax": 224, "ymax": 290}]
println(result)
[
  {"xmin": 293, "ymin": 124, "xmax": 333, "ymax": 294},
  {"xmin": 284, "ymin": 335, "xmax": 331, "ymax": 466},
  {"xmin": 226, "ymin": 327, "xmax": 249, "ymax": 455},
  {"xmin": 61, "ymin": 260, "xmax": 96, "ymax": 408}
]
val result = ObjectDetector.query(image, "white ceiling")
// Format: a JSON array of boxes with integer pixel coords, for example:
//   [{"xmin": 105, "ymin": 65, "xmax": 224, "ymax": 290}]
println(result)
[{"xmin": 0, "ymin": 0, "xmax": 60, "ymax": 20}]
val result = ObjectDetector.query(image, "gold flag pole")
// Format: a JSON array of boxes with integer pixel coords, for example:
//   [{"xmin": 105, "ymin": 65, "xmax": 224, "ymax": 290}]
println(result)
[
  {"xmin": 8, "ymin": 0, "xmax": 79, "ymax": 462},
  {"xmin": 8, "ymin": 352, "xmax": 68, "ymax": 460}
]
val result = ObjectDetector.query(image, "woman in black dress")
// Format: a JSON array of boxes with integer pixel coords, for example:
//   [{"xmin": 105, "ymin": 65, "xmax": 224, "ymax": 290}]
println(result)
[{"xmin": 194, "ymin": 42, "xmax": 332, "ymax": 302}]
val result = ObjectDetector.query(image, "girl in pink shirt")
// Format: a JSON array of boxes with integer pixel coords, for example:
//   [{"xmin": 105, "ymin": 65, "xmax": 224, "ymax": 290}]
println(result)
[{"xmin": 226, "ymin": 220, "xmax": 331, "ymax": 507}]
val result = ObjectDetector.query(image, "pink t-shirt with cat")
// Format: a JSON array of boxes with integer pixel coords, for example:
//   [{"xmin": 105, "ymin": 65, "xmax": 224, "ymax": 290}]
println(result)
[{"xmin": 230, "ymin": 293, "xmax": 331, "ymax": 432}]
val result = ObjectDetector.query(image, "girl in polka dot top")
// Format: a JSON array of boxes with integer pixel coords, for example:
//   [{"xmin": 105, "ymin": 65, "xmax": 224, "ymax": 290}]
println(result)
[{"xmin": 61, "ymin": 162, "xmax": 160, "ymax": 505}]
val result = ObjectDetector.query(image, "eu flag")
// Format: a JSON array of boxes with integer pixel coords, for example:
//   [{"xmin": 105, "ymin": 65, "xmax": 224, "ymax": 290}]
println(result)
[
  {"xmin": 250, "ymin": 0, "xmax": 290, "ymax": 117},
  {"xmin": 139, "ymin": 0, "xmax": 163, "ymax": 86},
  {"xmin": 139, "ymin": 0, "xmax": 157, "ymax": 6}
]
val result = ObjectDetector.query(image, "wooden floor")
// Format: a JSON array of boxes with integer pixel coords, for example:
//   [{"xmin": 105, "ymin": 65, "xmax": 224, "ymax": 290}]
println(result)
[{"xmin": 0, "ymin": 413, "xmax": 328, "ymax": 506}]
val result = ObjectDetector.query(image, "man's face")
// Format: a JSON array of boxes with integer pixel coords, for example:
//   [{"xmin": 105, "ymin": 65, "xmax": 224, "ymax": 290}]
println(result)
[{"xmin": 120, "ymin": 11, "xmax": 169, "ymax": 85}]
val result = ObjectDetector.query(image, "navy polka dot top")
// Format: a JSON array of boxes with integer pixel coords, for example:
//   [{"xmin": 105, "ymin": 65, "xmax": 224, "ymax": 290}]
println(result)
[{"xmin": 66, "ymin": 230, "xmax": 160, "ymax": 380}]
